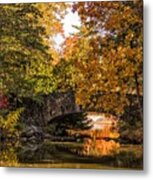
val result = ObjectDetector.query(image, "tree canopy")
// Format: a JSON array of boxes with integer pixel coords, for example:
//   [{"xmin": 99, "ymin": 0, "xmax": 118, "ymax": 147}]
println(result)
[
  {"xmin": 62, "ymin": 0, "xmax": 143, "ymax": 117},
  {"xmin": 0, "ymin": 3, "xmax": 67, "ymax": 99}
]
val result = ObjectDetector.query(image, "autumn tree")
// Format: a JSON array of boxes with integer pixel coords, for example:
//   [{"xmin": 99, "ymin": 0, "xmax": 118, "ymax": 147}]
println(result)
[
  {"xmin": 0, "ymin": 3, "xmax": 67, "ymax": 100},
  {"xmin": 0, "ymin": 3, "xmax": 67, "ymax": 137},
  {"xmin": 62, "ymin": 1, "xmax": 143, "ymax": 143},
  {"xmin": 65, "ymin": 1, "xmax": 143, "ymax": 117}
]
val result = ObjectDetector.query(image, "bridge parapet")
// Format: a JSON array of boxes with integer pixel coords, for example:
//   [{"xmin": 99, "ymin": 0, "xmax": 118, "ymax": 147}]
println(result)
[{"xmin": 21, "ymin": 91, "xmax": 81, "ymax": 126}]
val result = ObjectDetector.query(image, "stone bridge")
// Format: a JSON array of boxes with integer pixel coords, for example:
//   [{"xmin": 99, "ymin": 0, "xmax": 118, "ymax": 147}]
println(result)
[{"xmin": 21, "ymin": 91, "xmax": 81, "ymax": 127}]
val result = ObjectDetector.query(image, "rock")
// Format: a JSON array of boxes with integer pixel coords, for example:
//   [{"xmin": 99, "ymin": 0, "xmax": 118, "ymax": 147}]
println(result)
[
  {"xmin": 44, "ymin": 133, "xmax": 52, "ymax": 139},
  {"xmin": 21, "ymin": 125, "xmax": 44, "ymax": 142},
  {"xmin": 20, "ymin": 137, "xmax": 28, "ymax": 143},
  {"xmin": 28, "ymin": 136, "xmax": 37, "ymax": 143}
]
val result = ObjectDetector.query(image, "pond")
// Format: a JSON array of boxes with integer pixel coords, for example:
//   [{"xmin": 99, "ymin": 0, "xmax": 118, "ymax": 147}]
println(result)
[{"xmin": 0, "ymin": 140, "xmax": 143, "ymax": 170}]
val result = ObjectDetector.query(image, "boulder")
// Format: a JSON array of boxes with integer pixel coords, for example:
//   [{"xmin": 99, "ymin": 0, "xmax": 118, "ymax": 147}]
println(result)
[{"xmin": 21, "ymin": 125, "xmax": 44, "ymax": 142}]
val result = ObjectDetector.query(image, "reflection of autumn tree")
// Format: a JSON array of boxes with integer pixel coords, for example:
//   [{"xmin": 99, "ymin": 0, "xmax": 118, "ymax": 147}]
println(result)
[
  {"xmin": 0, "ymin": 143, "xmax": 19, "ymax": 167},
  {"xmin": 82, "ymin": 139, "xmax": 120, "ymax": 157},
  {"xmin": 68, "ymin": 126, "xmax": 120, "ymax": 156}
]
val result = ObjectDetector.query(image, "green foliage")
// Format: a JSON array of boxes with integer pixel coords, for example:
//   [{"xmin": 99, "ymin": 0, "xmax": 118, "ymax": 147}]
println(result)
[
  {"xmin": 53, "ymin": 59, "xmax": 76, "ymax": 91},
  {"xmin": 0, "ymin": 3, "xmax": 66, "ymax": 99},
  {"xmin": 0, "ymin": 108, "xmax": 24, "ymax": 134}
]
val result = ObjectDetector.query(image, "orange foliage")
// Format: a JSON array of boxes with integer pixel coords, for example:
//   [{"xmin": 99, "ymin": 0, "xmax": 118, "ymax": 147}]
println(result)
[
  {"xmin": 82, "ymin": 139, "xmax": 120, "ymax": 156},
  {"xmin": 63, "ymin": 0, "xmax": 143, "ymax": 115},
  {"xmin": 68, "ymin": 125, "xmax": 120, "ymax": 156}
]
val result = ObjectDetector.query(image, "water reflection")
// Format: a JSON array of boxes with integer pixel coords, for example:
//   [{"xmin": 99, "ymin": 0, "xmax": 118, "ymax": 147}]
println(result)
[
  {"xmin": 0, "ymin": 141, "xmax": 19, "ymax": 167},
  {"xmin": 0, "ymin": 140, "xmax": 143, "ymax": 169},
  {"xmin": 17, "ymin": 142, "xmax": 64, "ymax": 163},
  {"xmin": 82, "ymin": 139, "xmax": 120, "ymax": 156}
]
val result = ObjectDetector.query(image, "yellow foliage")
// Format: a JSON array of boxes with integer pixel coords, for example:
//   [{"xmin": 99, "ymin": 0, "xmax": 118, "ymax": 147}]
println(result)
[
  {"xmin": 67, "ymin": 0, "xmax": 143, "ymax": 115},
  {"xmin": 0, "ymin": 108, "xmax": 24, "ymax": 133}
]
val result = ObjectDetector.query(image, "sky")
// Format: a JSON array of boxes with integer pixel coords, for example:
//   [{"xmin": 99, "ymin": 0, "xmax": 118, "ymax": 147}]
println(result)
[
  {"xmin": 63, "ymin": 8, "xmax": 81, "ymax": 37},
  {"xmin": 54, "ymin": 6, "xmax": 81, "ymax": 49}
]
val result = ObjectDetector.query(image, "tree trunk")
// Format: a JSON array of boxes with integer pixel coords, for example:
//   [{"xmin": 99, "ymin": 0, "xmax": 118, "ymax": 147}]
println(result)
[{"xmin": 134, "ymin": 72, "xmax": 143, "ymax": 120}]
